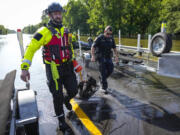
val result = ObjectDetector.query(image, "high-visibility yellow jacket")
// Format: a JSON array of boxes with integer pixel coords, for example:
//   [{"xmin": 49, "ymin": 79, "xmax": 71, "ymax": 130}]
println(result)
[
  {"xmin": 72, "ymin": 34, "xmax": 77, "ymax": 42},
  {"xmin": 21, "ymin": 26, "xmax": 75, "ymax": 70}
]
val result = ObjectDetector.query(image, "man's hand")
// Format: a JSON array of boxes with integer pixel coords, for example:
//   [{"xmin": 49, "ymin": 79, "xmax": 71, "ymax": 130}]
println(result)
[
  {"xmin": 115, "ymin": 56, "xmax": 119, "ymax": 64},
  {"xmin": 113, "ymin": 48, "xmax": 119, "ymax": 64},
  {"xmin": 91, "ymin": 56, "xmax": 95, "ymax": 62},
  {"xmin": 20, "ymin": 70, "xmax": 30, "ymax": 82}
]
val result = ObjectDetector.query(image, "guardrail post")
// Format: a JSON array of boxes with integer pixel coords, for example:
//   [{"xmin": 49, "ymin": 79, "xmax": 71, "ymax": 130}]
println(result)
[
  {"xmin": 137, "ymin": 34, "xmax": 141, "ymax": 54},
  {"xmin": 78, "ymin": 29, "xmax": 82, "ymax": 57},
  {"xmin": 148, "ymin": 34, "xmax": 152, "ymax": 53},
  {"xmin": 118, "ymin": 30, "xmax": 121, "ymax": 51}
]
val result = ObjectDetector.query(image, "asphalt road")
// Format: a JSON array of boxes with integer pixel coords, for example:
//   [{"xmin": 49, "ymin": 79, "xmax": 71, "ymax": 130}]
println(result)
[{"xmin": 68, "ymin": 60, "xmax": 180, "ymax": 135}]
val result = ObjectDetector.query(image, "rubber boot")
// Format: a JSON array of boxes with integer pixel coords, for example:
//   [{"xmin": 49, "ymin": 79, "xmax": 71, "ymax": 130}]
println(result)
[
  {"xmin": 64, "ymin": 96, "xmax": 72, "ymax": 111},
  {"xmin": 59, "ymin": 121, "xmax": 74, "ymax": 135}
]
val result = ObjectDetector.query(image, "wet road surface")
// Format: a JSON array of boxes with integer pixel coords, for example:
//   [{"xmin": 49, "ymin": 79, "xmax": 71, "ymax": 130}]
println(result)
[
  {"xmin": 0, "ymin": 34, "xmax": 180, "ymax": 135},
  {"xmin": 67, "ymin": 61, "xmax": 180, "ymax": 135}
]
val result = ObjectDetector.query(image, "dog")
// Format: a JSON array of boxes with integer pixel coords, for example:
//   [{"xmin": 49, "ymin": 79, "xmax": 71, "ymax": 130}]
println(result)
[{"xmin": 78, "ymin": 75, "xmax": 97, "ymax": 99}]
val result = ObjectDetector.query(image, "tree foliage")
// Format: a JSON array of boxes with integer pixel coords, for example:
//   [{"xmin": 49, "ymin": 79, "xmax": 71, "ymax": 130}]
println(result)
[
  {"xmin": 22, "ymin": 0, "xmax": 180, "ymax": 36},
  {"xmin": 0, "ymin": 25, "xmax": 8, "ymax": 35},
  {"xmin": 23, "ymin": 11, "xmax": 48, "ymax": 34},
  {"xmin": 160, "ymin": 0, "xmax": 180, "ymax": 34},
  {"xmin": 63, "ymin": 0, "xmax": 90, "ymax": 34}
]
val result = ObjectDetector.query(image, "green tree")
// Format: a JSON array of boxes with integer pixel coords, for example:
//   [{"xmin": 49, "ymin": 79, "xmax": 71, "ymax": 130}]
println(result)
[
  {"xmin": 122, "ymin": 0, "xmax": 162, "ymax": 37},
  {"xmin": 161, "ymin": 0, "xmax": 180, "ymax": 34},
  {"xmin": 23, "ymin": 11, "xmax": 47, "ymax": 34},
  {"xmin": 0, "ymin": 25, "xmax": 8, "ymax": 35},
  {"xmin": 23, "ymin": 25, "xmax": 37, "ymax": 34},
  {"xmin": 87, "ymin": 0, "xmax": 125, "ymax": 35},
  {"xmin": 22, "ymin": 0, "xmax": 177, "ymax": 37},
  {"xmin": 63, "ymin": 0, "xmax": 90, "ymax": 34}
]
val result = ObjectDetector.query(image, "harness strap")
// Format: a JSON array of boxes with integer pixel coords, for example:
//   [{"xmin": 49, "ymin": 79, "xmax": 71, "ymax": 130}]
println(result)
[{"xmin": 50, "ymin": 60, "xmax": 59, "ymax": 90}]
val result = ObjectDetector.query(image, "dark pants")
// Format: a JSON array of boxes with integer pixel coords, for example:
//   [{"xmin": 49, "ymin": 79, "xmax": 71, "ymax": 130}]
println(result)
[
  {"xmin": 98, "ymin": 58, "xmax": 114, "ymax": 90},
  {"xmin": 45, "ymin": 62, "xmax": 78, "ymax": 123}
]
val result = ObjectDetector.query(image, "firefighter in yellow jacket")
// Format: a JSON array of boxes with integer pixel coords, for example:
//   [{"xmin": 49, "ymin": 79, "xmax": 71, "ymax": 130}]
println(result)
[{"xmin": 20, "ymin": 2, "xmax": 77, "ymax": 134}]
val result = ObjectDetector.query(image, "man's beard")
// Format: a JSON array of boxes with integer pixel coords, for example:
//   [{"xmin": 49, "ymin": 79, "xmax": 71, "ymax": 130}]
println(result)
[{"xmin": 52, "ymin": 17, "xmax": 62, "ymax": 25}]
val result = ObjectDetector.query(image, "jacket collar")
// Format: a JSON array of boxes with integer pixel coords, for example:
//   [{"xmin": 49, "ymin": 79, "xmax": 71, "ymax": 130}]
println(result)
[{"xmin": 48, "ymin": 20, "xmax": 63, "ymax": 29}]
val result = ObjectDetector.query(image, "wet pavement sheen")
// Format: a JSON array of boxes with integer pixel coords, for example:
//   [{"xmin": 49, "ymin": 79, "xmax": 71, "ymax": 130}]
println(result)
[{"xmin": 77, "ymin": 62, "xmax": 180, "ymax": 135}]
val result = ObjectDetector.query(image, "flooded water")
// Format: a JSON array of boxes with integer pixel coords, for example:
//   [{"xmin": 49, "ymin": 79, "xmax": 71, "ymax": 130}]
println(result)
[{"xmin": 1, "ymin": 34, "xmax": 180, "ymax": 135}]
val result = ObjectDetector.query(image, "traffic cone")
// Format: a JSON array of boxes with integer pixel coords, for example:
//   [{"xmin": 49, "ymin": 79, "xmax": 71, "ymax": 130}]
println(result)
[{"xmin": 72, "ymin": 60, "xmax": 82, "ymax": 73}]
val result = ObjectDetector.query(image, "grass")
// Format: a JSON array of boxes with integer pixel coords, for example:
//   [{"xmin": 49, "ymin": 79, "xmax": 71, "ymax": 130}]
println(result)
[{"xmin": 80, "ymin": 36, "xmax": 180, "ymax": 52}]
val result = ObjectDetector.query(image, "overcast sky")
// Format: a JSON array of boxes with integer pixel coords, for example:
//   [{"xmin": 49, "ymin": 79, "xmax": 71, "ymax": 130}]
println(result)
[{"xmin": 0, "ymin": 0, "xmax": 68, "ymax": 30}]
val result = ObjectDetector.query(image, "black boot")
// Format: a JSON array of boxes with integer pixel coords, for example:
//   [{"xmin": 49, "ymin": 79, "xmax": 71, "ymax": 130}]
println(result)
[
  {"xmin": 64, "ymin": 97, "xmax": 72, "ymax": 111},
  {"xmin": 59, "ymin": 121, "xmax": 74, "ymax": 135},
  {"xmin": 99, "ymin": 76, "xmax": 108, "ymax": 94},
  {"xmin": 103, "ymin": 88, "xmax": 108, "ymax": 94}
]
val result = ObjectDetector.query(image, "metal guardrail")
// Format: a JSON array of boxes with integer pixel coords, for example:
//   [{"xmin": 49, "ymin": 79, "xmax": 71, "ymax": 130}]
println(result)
[
  {"xmin": 116, "ymin": 45, "xmax": 150, "ymax": 53},
  {"xmin": 77, "ymin": 29, "xmax": 180, "ymax": 56},
  {"xmin": 116, "ymin": 44, "xmax": 180, "ymax": 53}
]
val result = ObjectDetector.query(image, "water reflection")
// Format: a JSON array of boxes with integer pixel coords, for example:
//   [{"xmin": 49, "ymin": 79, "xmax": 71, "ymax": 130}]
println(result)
[
  {"xmin": 78, "ymin": 97, "xmax": 116, "ymax": 122},
  {"xmin": 67, "ymin": 97, "xmax": 116, "ymax": 134},
  {"xmin": 108, "ymin": 89, "xmax": 180, "ymax": 131},
  {"xmin": 142, "ymin": 73, "xmax": 180, "ymax": 98},
  {"xmin": 67, "ymin": 110, "xmax": 90, "ymax": 135},
  {"xmin": 0, "ymin": 36, "xmax": 7, "ymax": 51}
]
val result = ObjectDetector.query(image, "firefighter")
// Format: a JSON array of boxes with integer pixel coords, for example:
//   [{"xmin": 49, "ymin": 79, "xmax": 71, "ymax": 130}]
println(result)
[
  {"xmin": 20, "ymin": 2, "xmax": 77, "ymax": 134},
  {"xmin": 91, "ymin": 26, "xmax": 118, "ymax": 93}
]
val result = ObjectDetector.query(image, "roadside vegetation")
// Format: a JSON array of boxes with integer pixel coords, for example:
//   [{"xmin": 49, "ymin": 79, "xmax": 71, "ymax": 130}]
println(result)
[
  {"xmin": 20, "ymin": 0, "xmax": 180, "ymax": 51},
  {"xmin": 22, "ymin": 0, "xmax": 180, "ymax": 37},
  {"xmin": 0, "ymin": 25, "xmax": 16, "ymax": 35},
  {"xmin": 0, "ymin": 25, "xmax": 8, "ymax": 35}
]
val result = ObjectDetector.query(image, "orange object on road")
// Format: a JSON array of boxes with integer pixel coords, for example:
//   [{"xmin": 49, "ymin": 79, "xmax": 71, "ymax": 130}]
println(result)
[{"xmin": 73, "ymin": 60, "xmax": 82, "ymax": 73}]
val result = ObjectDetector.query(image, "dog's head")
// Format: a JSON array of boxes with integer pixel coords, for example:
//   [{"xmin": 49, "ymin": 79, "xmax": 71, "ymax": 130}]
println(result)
[
  {"xmin": 78, "ymin": 75, "xmax": 97, "ymax": 98},
  {"xmin": 87, "ymin": 76, "xmax": 97, "ymax": 87}
]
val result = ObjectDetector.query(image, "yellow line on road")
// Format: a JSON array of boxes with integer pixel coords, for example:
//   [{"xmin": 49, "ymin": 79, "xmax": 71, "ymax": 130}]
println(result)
[{"xmin": 70, "ymin": 99, "xmax": 102, "ymax": 135}]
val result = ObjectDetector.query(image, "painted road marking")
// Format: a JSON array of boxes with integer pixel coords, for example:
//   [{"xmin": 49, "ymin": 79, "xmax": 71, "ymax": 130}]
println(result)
[
  {"xmin": 70, "ymin": 99, "xmax": 102, "ymax": 135},
  {"xmin": 41, "ymin": 62, "xmax": 102, "ymax": 135}
]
